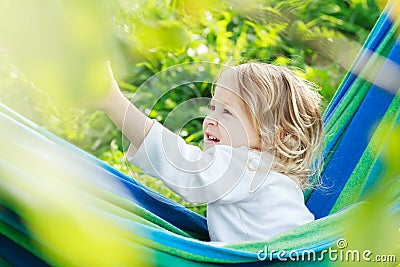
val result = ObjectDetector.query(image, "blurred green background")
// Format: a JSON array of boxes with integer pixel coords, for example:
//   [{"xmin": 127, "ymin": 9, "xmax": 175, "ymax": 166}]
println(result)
[{"xmin": 0, "ymin": 0, "xmax": 384, "ymax": 216}]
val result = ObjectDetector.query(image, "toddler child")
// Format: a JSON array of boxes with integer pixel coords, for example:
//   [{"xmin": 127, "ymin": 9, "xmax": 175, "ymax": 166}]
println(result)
[{"xmin": 98, "ymin": 62, "xmax": 322, "ymax": 243}]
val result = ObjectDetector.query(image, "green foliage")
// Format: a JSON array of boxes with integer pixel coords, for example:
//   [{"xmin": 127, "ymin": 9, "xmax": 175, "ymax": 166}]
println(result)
[{"xmin": 0, "ymin": 0, "xmax": 382, "ymax": 217}]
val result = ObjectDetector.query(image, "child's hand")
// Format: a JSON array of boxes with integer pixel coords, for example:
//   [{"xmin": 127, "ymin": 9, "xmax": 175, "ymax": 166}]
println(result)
[
  {"xmin": 92, "ymin": 60, "xmax": 153, "ymax": 149},
  {"xmin": 95, "ymin": 61, "xmax": 125, "ymax": 112}
]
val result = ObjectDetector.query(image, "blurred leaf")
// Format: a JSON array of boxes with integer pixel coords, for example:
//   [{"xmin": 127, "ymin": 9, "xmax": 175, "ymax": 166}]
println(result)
[
  {"xmin": 0, "ymin": 0, "xmax": 123, "ymax": 109},
  {"xmin": 136, "ymin": 20, "xmax": 189, "ymax": 51}
]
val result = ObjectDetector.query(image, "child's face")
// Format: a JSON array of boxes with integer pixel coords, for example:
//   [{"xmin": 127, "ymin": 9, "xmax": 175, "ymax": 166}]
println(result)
[{"xmin": 203, "ymin": 69, "xmax": 260, "ymax": 151}]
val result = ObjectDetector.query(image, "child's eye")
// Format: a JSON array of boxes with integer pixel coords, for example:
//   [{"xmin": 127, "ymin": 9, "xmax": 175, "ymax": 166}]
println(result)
[
  {"xmin": 208, "ymin": 104, "xmax": 215, "ymax": 111},
  {"xmin": 223, "ymin": 109, "xmax": 232, "ymax": 115}
]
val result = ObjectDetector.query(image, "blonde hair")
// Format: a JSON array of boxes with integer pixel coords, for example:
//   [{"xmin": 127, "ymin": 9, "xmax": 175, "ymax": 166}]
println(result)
[{"xmin": 234, "ymin": 62, "xmax": 323, "ymax": 189}]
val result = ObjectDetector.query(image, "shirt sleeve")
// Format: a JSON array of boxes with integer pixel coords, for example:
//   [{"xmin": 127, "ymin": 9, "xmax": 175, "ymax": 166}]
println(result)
[{"xmin": 126, "ymin": 120, "xmax": 272, "ymax": 204}]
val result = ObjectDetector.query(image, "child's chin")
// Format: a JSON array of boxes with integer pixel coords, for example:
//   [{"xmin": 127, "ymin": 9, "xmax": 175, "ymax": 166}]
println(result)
[
  {"xmin": 203, "ymin": 141, "xmax": 219, "ymax": 150},
  {"xmin": 203, "ymin": 143, "xmax": 213, "ymax": 151}
]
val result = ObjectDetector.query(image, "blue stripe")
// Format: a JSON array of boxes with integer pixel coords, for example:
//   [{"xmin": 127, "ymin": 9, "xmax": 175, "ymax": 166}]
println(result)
[
  {"xmin": 321, "ymin": 12, "xmax": 395, "ymax": 164},
  {"xmin": 0, "ymin": 234, "xmax": 49, "ymax": 267},
  {"xmin": 308, "ymin": 36, "xmax": 400, "ymax": 218},
  {"xmin": 309, "ymin": 88, "xmax": 399, "ymax": 219},
  {"xmin": 0, "ymin": 207, "xmax": 48, "ymax": 267},
  {"xmin": 324, "ymin": 11, "xmax": 394, "ymax": 121},
  {"xmin": 362, "ymin": 112, "xmax": 400, "ymax": 198},
  {"xmin": 364, "ymin": 12, "xmax": 393, "ymax": 52}
]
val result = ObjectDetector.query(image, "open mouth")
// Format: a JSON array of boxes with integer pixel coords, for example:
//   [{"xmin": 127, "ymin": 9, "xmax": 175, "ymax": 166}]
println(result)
[{"xmin": 206, "ymin": 133, "xmax": 220, "ymax": 143}]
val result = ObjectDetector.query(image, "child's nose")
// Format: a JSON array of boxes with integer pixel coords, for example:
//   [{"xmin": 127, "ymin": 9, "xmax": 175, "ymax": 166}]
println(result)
[{"xmin": 204, "ymin": 116, "xmax": 218, "ymax": 126}]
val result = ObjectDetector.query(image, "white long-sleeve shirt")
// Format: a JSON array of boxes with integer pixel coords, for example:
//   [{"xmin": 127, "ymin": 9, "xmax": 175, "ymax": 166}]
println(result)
[{"xmin": 126, "ymin": 120, "xmax": 314, "ymax": 243}]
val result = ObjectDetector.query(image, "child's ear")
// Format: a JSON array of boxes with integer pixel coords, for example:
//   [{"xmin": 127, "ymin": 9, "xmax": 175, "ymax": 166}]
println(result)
[{"xmin": 278, "ymin": 130, "xmax": 285, "ymax": 141}]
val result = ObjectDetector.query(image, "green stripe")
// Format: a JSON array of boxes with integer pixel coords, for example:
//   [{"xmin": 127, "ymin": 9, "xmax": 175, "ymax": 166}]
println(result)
[
  {"xmin": 330, "ymin": 91, "xmax": 400, "ymax": 213},
  {"xmin": 0, "ymin": 219, "xmax": 57, "ymax": 266},
  {"xmin": 324, "ymin": 78, "xmax": 370, "ymax": 145},
  {"xmin": 227, "ymin": 203, "xmax": 361, "ymax": 253},
  {"xmin": 324, "ymin": 16, "xmax": 398, "ymax": 120},
  {"xmin": 0, "ymin": 256, "xmax": 12, "ymax": 267},
  {"xmin": 306, "ymin": 19, "xmax": 400, "ymax": 200},
  {"xmin": 92, "ymin": 188, "xmax": 194, "ymax": 238},
  {"xmin": 128, "ymin": 204, "xmax": 364, "ymax": 264},
  {"xmin": 324, "ymin": 21, "xmax": 398, "ymax": 145}
]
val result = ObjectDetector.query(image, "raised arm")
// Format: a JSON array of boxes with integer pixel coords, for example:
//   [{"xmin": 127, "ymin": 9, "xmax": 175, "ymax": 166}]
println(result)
[{"xmin": 98, "ymin": 62, "xmax": 154, "ymax": 151}]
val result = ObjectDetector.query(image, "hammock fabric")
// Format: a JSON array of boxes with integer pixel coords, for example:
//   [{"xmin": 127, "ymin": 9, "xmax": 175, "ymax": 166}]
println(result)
[{"xmin": 0, "ymin": 2, "xmax": 400, "ymax": 266}]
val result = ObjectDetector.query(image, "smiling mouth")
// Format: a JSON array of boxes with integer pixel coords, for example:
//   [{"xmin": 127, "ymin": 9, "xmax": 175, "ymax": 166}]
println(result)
[{"xmin": 206, "ymin": 133, "xmax": 220, "ymax": 143}]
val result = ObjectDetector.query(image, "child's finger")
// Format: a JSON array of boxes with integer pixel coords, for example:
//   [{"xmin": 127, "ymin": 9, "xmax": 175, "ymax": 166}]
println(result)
[{"xmin": 106, "ymin": 60, "xmax": 114, "ymax": 77}]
